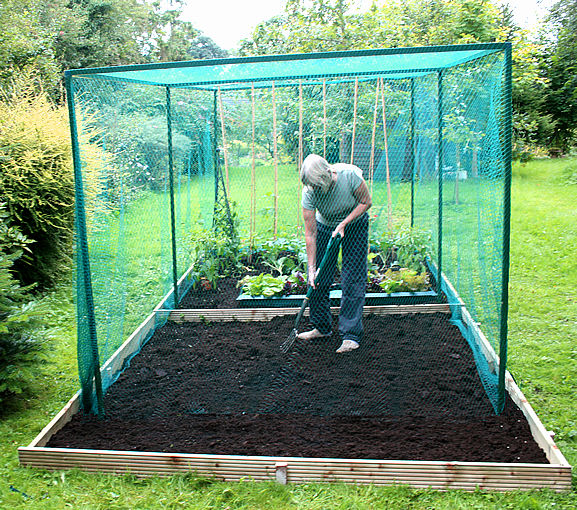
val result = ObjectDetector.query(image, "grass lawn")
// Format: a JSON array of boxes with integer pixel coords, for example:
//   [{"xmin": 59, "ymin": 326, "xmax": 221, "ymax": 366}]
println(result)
[{"xmin": 0, "ymin": 158, "xmax": 576, "ymax": 509}]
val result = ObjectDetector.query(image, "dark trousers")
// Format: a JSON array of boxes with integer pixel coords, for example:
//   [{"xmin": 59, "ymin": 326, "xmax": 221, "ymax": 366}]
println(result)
[{"xmin": 310, "ymin": 213, "xmax": 368, "ymax": 343}]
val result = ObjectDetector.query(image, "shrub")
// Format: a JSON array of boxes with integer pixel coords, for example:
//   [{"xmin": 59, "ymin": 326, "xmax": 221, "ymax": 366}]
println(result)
[
  {"xmin": 0, "ymin": 75, "xmax": 111, "ymax": 288},
  {"xmin": 0, "ymin": 203, "xmax": 46, "ymax": 411}
]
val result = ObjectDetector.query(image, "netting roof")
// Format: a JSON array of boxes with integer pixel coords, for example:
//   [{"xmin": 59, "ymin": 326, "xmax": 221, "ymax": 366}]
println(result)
[{"xmin": 66, "ymin": 43, "xmax": 507, "ymax": 90}]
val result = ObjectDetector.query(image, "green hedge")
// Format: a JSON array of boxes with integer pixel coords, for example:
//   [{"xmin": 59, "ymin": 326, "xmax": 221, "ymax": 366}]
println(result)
[
  {"xmin": 0, "ymin": 79, "xmax": 109, "ymax": 289},
  {"xmin": 0, "ymin": 202, "xmax": 46, "ymax": 410}
]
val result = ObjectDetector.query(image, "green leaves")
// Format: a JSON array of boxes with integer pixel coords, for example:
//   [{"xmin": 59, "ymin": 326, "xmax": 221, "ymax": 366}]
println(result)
[
  {"xmin": 239, "ymin": 273, "xmax": 288, "ymax": 297},
  {"xmin": 370, "ymin": 227, "xmax": 432, "ymax": 273},
  {"xmin": 0, "ymin": 203, "xmax": 46, "ymax": 411},
  {"xmin": 372, "ymin": 268, "xmax": 431, "ymax": 294}
]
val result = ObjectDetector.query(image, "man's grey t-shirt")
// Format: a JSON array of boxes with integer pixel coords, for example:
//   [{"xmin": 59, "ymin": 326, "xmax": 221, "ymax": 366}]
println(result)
[{"xmin": 301, "ymin": 163, "xmax": 364, "ymax": 228}]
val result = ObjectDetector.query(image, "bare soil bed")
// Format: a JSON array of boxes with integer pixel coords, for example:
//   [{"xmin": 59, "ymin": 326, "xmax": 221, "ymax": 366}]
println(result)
[
  {"xmin": 48, "ymin": 313, "xmax": 547, "ymax": 463},
  {"xmin": 178, "ymin": 276, "xmax": 241, "ymax": 308}
]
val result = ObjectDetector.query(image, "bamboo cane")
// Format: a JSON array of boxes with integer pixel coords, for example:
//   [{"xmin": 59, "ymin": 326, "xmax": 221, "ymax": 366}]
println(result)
[
  {"xmin": 272, "ymin": 81, "xmax": 279, "ymax": 239},
  {"xmin": 380, "ymin": 78, "xmax": 393, "ymax": 230},
  {"xmin": 323, "ymin": 78, "xmax": 327, "ymax": 160},
  {"xmin": 369, "ymin": 78, "xmax": 381, "ymax": 197},
  {"xmin": 298, "ymin": 80, "xmax": 304, "ymax": 229},
  {"xmin": 217, "ymin": 86, "xmax": 230, "ymax": 195},
  {"xmin": 250, "ymin": 83, "xmax": 256, "ymax": 250},
  {"xmin": 350, "ymin": 77, "xmax": 358, "ymax": 165}
]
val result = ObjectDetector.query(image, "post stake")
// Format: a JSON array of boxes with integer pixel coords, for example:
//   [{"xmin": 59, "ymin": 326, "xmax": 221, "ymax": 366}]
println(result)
[
  {"xmin": 498, "ymin": 43, "xmax": 513, "ymax": 414},
  {"xmin": 250, "ymin": 83, "xmax": 256, "ymax": 249},
  {"xmin": 350, "ymin": 77, "xmax": 358, "ymax": 164},
  {"xmin": 437, "ymin": 70, "xmax": 444, "ymax": 301},
  {"xmin": 380, "ymin": 78, "xmax": 393, "ymax": 230},
  {"xmin": 166, "ymin": 87, "xmax": 179, "ymax": 307},
  {"xmin": 272, "ymin": 81, "xmax": 279, "ymax": 239},
  {"xmin": 322, "ymin": 78, "xmax": 327, "ymax": 159},
  {"xmin": 65, "ymin": 72, "xmax": 103, "ymax": 416}
]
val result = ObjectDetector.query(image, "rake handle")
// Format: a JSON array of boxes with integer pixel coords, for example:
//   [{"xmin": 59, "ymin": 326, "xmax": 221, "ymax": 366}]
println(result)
[
  {"xmin": 313, "ymin": 233, "xmax": 342, "ymax": 289},
  {"xmin": 294, "ymin": 233, "xmax": 342, "ymax": 330}
]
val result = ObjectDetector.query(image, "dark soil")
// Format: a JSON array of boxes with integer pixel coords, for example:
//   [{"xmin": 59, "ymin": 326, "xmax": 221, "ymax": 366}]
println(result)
[
  {"xmin": 179, "ymin": 276, "xmax": 241, "ymax": 308},
  {"xmin": 49, "ymin": 313, "xmax": 547, "ymax": 463}
]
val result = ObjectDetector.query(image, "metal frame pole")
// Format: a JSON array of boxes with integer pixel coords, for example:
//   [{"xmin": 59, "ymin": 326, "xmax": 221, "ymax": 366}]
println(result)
[
  {"xmin": 437, "ymin": 70, "xmax": 444, "ymax": 300},
  {"xmin": 213, "ymin": 91, "xmax": 218, "ymax": 205},
  {"xmin": 166, "ymin": 87, "xmax": 179, "ymax": 307},
  {"xmin": 64, "ymin": 72, "xmax": 103, "ymax": 416},
  {"xmin": 410, "ymin": 78, "xmax": 416, "ymax": 228},
  {"xmin": 498, "ymin": 43, "xmax": 513, "ymax": 413}
]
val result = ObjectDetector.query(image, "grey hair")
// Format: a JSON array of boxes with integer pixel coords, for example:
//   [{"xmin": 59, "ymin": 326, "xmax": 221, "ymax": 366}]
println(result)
[{"xmin": 300, "ymin": 154, "xmax": 333, "ymax": 192}]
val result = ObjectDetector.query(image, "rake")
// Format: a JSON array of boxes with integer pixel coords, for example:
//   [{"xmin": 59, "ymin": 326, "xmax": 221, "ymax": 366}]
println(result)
[{"xmin": 280, "ymin": 233, "xmax": 342, "ymax": 353}]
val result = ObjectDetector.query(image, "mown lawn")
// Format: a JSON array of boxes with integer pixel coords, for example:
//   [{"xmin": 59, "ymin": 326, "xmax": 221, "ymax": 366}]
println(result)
[{"xmin": 0, "ymin": 158, "xmax": 576, "ymax": 509}]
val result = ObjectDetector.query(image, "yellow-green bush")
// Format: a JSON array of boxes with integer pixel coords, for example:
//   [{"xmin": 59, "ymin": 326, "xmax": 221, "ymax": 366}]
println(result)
[{"xmin": 0, "ymin": 76, "xmax": 110, "ymax": 288}]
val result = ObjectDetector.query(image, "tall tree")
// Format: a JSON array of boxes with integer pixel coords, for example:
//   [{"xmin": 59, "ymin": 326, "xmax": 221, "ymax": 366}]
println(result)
[
  {"xmin": 0, "ymin": 0, "xmax": 62, "ymax": 93},
  {"xmin": 240, "ymin": 0, "xmax": 511, "ymax": 56},
  {"xmin": 543, "ymin": 0, "xmax": 577, "ymax": 151},
  {"xmin": 54, "ymin": 0, "xmax": 152, "ymax": 69}
]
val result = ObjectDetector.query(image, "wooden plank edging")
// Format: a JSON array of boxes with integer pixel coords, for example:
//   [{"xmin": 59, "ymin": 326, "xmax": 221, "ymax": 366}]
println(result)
[
  {"xmin": 505, "ymin": 372, "xmax": 570, "ymax": 467},
  {"xmin": 168, "ymin": 303, "xmax": 451, "ymax": 322},
  {"xmin": 18, "ymin": 447, "xmax": 571, "ymax": 491}
]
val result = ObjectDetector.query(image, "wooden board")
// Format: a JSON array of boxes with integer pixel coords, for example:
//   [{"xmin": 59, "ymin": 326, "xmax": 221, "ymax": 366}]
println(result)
[
  {"xmin": 18, "ymin": 447, "xmax": 571, "ymax": 491},
  {"xmin": 168, "ymin": 303, "xmax": 451, "ymax": 323}
]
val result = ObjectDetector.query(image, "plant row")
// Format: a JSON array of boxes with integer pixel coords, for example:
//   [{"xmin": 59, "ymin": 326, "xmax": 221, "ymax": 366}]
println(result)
[{"xmin": 189, "ymin": 216, "xmax": 433, "ymax": 298}]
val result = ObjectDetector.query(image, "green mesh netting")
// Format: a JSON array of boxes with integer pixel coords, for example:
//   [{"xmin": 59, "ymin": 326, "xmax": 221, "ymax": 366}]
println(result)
[{"xmin": 67, "ymin": 43, "xmax": 512, "ymax": 418}]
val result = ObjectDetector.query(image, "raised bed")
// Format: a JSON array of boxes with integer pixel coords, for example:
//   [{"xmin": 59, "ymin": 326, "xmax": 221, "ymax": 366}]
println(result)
[
  {"xmin": 18, "ymin": 270, "xmax": 572, "ymax": 490},
  {"xmin": 171, "ymin": 260, "xmax": 440, "ymax": 310}
]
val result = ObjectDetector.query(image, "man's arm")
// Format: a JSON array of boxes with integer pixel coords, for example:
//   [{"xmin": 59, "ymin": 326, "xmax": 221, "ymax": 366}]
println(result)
[
  {"xmin": 303, "ymin": 207, "xmax": 318, "ymax": 287},
  {"xmin": 334, "ymin": 180, "xmax": 372, "ymax": 238}
]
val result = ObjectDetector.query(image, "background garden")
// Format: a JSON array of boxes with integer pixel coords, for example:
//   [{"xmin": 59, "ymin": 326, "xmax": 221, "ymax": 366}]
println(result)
[{"xmin": 1, "ymin": 0, "xmax": 576, "ymax": 507}]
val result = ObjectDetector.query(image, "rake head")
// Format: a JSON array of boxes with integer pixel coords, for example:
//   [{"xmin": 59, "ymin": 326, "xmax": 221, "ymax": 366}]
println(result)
[{"xmin": 280, "ymin": 328, "xmax": 298, "ymax": 353}]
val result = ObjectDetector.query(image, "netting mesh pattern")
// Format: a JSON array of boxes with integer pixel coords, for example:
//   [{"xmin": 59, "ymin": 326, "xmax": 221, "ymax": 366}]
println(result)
[{"xmin": 68, "ymin": 44, "xmax": 511, "ymax": 417}]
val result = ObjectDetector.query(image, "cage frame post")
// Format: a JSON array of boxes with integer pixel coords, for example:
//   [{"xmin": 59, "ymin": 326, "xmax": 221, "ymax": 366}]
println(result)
[
  {"xmin": 64, "ymin": 72, "xmax": 104, "ymax": 416},
  {"xmin": 213, "ymin": 91, "xmax": 218, "ymax": 205},
  {"xmin": 410, "ymin": 77, "xmax": 416, "ymax": 228},
  {"xmin": 436, "ymin": 70, "xmax": 444, "ymax": 301},
  {"xmin": 497, "ymin": 43, "xmax": 513, "ymax": 413},
  {"xmin": 165, "ymin": 87, "xmax": 179, "ymax": 307}
]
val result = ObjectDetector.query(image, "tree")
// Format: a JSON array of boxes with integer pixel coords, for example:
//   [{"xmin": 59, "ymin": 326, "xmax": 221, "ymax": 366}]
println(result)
[
  {"xmin": 240, "ymin": 0, "xmax": 512, "ymax": 56},
  {"xmin": 543, "ymin": 0, "xmax": 577, "ymax": 152},
  {"xmin": 54, "ymin": 0, "xmax": 152, "ymax": 69},
  {"xmin": 0, "ymin": 0, "xmax": 62, "ymax": 95},
  {"xmin": 511, "ymin": 31, "xmax": 553, "ymax": 156},
  {"xmin": 187, "ymin": 34, "xmax": 228, "ymax": 60}
]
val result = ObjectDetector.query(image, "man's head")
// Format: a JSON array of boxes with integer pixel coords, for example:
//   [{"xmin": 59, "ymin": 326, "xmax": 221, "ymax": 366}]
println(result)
[{"xmin": 300, "ymin": 154, "xmax": 333, "ymax": 192}]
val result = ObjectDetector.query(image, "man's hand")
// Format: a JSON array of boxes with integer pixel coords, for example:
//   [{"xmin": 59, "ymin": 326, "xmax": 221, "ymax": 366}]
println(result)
[
  {"xmin": 308, "ymin": 266, "xmax": 318, "ymax": 288},
  {"xmin": 333, "ymin": 222, "xmax": 346, "ymax": 239}
]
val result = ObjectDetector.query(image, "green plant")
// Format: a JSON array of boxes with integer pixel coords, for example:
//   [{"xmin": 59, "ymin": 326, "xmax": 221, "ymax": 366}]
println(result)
[
  {"xmin": 189, "ymin": 201, "xmax": 242, "ymax": 289},
  {"xmin": 239, "ymin": 273, "xmax": 287, "ymax": 297},
  {"xmin": 239, "ymin": 270, "xmax": 307, "ymax": 297},
  {"xmin": 368, "ymin": 268, "xmax": 430, "ymax": 294},
  {"xmin": 370, "ymin": 227, "xmax": 432, "ymax": 272},
  {"xmin": 0, "ymin": 76, "xmax": 111, "ymax": 288},
  {"xmin": 0, "ymin": 204, "xmax": 46, "ymax": 410},
  {"xmin": 262, "ymin": 255, "xmax": 301, "ymax": 276},
  {"xmin": 248, "ymin": 235, "xmax": 307, "ymax": 275}
]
